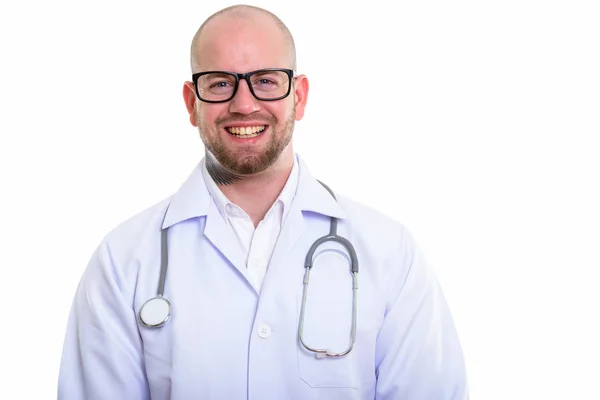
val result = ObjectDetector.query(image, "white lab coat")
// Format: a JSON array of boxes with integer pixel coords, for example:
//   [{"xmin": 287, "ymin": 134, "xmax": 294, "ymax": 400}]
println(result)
[{"xmin": 58, "ymin": 155, "xmax": 468, "ymax": 399}]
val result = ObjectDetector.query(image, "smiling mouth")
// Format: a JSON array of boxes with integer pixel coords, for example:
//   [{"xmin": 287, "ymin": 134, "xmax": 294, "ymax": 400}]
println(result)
[{"xmin": 226, "ymin": 125, "xmax": 267, "ymax": 138}]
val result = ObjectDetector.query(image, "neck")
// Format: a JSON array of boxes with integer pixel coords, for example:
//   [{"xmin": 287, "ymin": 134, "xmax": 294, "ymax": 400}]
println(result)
[{"xmin": 207, "ymin": 150, "xmax": 294, "ymax": 227}]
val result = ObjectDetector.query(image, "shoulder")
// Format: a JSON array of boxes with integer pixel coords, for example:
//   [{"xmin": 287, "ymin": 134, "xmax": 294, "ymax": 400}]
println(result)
[
  {"xmin": 109, "ymin": 197, "xmax": 170, "ymax": 238},
  {"xmin": 336, "ymin": 192, "xmax": 416, "ymax": 248},
  {"xmin": 96, "ymin": 197, "xmax": 172, "ymax": 264},
  {"xmin": 72, "ymin": 197, "xmax": 173, "ymax": 302},
  {"xmin": 329, "ymin": 191, "xmax": 422, "ymax": 284}
]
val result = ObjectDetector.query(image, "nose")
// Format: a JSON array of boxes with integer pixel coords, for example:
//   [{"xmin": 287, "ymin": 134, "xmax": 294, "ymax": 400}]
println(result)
[{"xmin": 229, "ymin": 79, "xmax": 260, "ymax": 114}]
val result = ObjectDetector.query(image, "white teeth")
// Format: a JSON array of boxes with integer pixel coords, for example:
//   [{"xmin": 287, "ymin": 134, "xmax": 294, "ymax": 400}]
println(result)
[{"xmin": 227, "ymin": 126, "xmax": 266, "ymax": 135}]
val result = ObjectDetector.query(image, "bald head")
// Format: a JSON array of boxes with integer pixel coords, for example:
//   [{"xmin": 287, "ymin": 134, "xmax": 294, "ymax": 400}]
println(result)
[{"xmin": 190, "ymin": 5, "xmax": 297, "ymax": 72}]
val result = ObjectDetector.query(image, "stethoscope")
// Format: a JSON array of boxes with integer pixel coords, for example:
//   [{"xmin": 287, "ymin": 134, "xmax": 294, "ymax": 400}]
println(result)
[{"xmin": 138, "ymin": 181, "xmax": 359, "ymax": 358}]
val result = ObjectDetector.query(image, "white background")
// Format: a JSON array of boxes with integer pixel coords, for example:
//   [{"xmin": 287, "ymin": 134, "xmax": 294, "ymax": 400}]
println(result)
[{"xmin": 1, "ymin": 0, "xmax": 599, "ymax": 398}]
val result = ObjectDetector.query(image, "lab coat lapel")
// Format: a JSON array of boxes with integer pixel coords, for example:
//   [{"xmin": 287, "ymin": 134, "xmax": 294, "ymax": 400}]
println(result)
[
  {"xmin": 162, "ymin": 160, "xmax": 249, "ymax": 281},
  {"xmin": 267, "ymin": 157, "xmax": 347, "ymax": 279},
  {"xmin": 268, "ymin": 205, "xmax": 306, "ymax": 272},
  {"xmin": 203, "ymin": 201, "xmax": 248, "ymax": 279}
]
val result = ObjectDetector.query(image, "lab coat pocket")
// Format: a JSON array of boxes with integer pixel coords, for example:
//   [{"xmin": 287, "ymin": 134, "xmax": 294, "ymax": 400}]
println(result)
[{"xmin": 297, "ymin": 247, "xmax": 359, "ymax": 389}]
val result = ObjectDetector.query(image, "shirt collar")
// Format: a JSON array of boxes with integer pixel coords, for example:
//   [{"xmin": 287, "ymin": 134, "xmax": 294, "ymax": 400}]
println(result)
[
  {"xmin": 162, "ymin": 154, "xmax": 346, "ymax": 229},
  {"xmin": 201, "ymin": 155, "xmax": 300, "ymax": 223}
]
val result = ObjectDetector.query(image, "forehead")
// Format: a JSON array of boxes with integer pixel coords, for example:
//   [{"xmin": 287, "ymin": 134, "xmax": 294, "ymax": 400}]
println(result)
[{"xmin": 194, "ymin": 14, "xmax": 291, "ymax": 72}]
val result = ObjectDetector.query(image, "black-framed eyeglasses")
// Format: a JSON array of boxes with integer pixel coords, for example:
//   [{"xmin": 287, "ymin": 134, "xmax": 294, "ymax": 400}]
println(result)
[{"xmin": 192, "ymin": 68, "xmax": 296, "ymax": 103}]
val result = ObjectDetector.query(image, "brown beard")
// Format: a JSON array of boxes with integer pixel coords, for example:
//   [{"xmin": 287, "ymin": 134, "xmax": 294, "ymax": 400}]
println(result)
[{"xmin": 198, "ymin": 110, "xmax": 295, "ymax": 184}]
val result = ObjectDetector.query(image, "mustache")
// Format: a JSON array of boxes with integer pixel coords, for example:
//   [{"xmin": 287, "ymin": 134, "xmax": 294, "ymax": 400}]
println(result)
[{"xmin": 215, "ymin": 114, "xmax": 277, "ymax": 125}]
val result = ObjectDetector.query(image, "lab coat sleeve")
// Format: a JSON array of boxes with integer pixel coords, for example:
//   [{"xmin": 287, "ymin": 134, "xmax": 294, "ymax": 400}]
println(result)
[
  {"xmin": 58, "ymin": 241, "xmax": 149, "ymax": 400},
  {"xmin": 375, "ymin": 235, "xmax": 468, "ymax": 399}
]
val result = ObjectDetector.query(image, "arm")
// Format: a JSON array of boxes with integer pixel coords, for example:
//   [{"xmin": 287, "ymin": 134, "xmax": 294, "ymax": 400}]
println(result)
[
  {"xmin": 58, "ymin": 241, "xmax": 149, "ymax": 400},
  {"xmin": 375, "ymin": 237, "xmax": 468, "ymax": 399}
]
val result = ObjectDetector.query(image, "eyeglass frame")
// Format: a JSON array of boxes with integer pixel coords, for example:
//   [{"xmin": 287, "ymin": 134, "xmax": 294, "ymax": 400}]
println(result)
[{"xmin": 191, "ymin": 68, "xmax": 296, "ymax": 104}]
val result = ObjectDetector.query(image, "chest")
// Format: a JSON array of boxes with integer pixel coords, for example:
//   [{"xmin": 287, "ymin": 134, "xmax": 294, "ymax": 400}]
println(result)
[{"xmin": 132, "ymin": 215, "xmax": 387, "ymax": 398}]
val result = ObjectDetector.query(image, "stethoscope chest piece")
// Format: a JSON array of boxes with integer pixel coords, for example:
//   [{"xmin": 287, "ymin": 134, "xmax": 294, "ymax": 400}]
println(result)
[{"xmin": 139, "ymin": 296, "xmax": 171, "ymax": 328}]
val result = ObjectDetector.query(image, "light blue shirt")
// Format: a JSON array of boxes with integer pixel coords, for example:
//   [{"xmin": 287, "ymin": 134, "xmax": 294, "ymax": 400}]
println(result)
[{"xmin": 58, "ymin": 154, "xmax": 468, "ymax": 399}]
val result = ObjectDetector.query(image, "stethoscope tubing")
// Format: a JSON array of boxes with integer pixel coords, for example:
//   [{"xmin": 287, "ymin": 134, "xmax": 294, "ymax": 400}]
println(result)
[{"xmin": 138, "ymin": 181, "xmax": 360, "ymax": 358}]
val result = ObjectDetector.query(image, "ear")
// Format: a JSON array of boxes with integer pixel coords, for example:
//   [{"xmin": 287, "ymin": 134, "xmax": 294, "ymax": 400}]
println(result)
[
  {"xmin": 183, "ymin": 81, "xmax": 198, "ymax": 126},
  {"xmin": 293, "ymin": 75, "xmax": 309, "ymax": 121}
]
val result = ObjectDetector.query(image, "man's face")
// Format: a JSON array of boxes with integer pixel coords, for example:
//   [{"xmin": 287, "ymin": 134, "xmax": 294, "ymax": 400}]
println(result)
[{"xmin": 185, "ymin": 15, "xmax": 308, "ymax": 176}]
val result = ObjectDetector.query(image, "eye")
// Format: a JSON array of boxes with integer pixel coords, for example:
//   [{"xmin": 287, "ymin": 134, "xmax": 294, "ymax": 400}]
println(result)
[
  {"xmin": 257, "ymin": 78, "xmax": 275, "ymax": 85},
  {"xmin": 252, "ymin": 75, "xmax": 280, "ymax": 91},
  {"xmin": 199, "ymin": 73, "xmax": 236, "ymax": 94},
  {"xmin": 210, "ymin": 81, "xmax": 233, "ymax": 89}
]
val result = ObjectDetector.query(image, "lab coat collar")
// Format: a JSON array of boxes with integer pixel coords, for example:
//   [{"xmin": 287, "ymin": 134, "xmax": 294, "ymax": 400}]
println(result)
[
  {"xmin": 162, "ymin": 153, "xmax": 346, "ymax": 229},
  {"xmin": 291, "ymin": 155, "xmax": 347, "ymax": 220}
]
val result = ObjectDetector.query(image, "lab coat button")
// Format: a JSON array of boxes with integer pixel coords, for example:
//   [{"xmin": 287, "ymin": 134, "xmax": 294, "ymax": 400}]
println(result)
[{"xmin": 257, "ymin": 323, "xmax": 272, "ymax": 338}]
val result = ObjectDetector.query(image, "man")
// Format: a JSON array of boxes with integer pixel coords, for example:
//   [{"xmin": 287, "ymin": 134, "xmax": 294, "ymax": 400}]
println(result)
[{"xmin": 58, "ymin": 4, "xmax": 468, "ymax": 399}]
